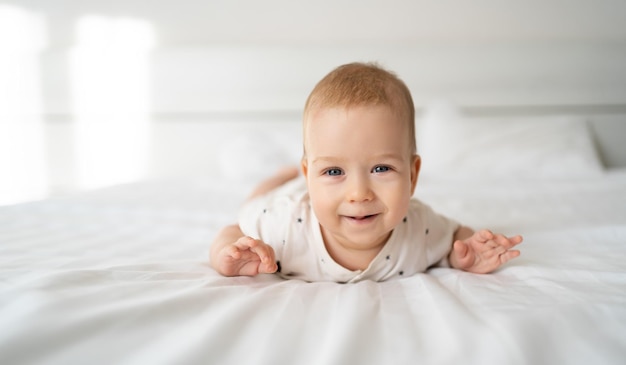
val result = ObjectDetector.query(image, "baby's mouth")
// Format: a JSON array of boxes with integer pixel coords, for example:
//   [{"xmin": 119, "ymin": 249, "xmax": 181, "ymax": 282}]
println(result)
[{"xmin": 346, "ymin": 214, "xmax": 378, "ymax": 221}]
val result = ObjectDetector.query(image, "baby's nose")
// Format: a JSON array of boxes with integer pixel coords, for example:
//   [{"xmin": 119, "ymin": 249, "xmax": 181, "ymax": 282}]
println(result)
[{"xmin": 346, "ymin": 175, "xmax": 374, "ymax": 202}]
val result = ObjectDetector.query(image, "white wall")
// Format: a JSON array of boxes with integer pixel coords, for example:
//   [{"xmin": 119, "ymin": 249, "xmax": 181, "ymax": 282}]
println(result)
[
  {"xmin": 13, "ymin": 0, "xmax": 626, "ymax": 46},
  {"xmin": 2, "ymin": 0, "xmax": 626, "ymax": 204}
]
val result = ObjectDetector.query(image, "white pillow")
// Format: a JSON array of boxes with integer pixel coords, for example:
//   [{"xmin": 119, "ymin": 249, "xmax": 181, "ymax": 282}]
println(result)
[{"xmin": 417, "ymin": 102, "xmax": 604, "ymax": 180}]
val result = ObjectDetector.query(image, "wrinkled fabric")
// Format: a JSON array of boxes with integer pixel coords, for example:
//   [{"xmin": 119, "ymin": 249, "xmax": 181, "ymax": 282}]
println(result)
[{"xmin": 1, "ymin": 174, "xmax": 625, "ymax": 365}]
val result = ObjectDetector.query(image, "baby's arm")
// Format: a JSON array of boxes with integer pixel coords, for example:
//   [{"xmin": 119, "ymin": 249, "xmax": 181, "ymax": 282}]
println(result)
[
  {"xmin": 210, "ymin": 166, "xmax": 299, "ymax": 277},
  {"xmin": 448, "ymin": 227, "xmax": 523, "ymax": 274},
  {"xmin": 209, "ymin": 224, "xmax": 277, "ymax": 276}
]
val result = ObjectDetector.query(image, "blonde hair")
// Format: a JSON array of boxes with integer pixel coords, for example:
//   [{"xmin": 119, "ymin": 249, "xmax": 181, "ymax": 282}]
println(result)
[{"xmin": 303, "ymin": 62, "xmax": 416, "ymax": 155}]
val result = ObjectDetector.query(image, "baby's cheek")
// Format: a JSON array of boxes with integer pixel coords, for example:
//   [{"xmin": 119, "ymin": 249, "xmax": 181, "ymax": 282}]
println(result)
[
  {"xmin": 310, "ymin": 193, "xmax": 335, "ymax": 223},
  {"xmin": 390, "ymin": 195, "xmax": 411, "ymax": 225}
]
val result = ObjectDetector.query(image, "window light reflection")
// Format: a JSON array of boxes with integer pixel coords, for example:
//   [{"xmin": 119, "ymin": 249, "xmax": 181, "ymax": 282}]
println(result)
[
  {"xmin": 71, "ymin": 15, "xmax": 154, "ymax": 190},
  {"xmin": 0, "ymin": 5, "xmax": 47, "ymax": 205}
]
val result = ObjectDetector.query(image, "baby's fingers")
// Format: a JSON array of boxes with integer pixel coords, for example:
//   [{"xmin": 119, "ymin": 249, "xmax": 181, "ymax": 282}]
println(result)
[
  {"xmin": 509, "ymin": 235, "xmax": 524, "ymax": 245},
  {"xmin": 474, "ymin": 229, "xmax": 494, "ymax": 243},
  {"xmin": 236, "ymin": 236, "xmax": 277, "ymax": 273},
  {"xmin": 233, "ymin": 236, "xmax": 261, "ymax": 250},
  {"xmin": 499, "ymin": 249, "xmax": 521, "ymax": 264},
  {"xmin": 252, "ymin": 245, "xmax": 277, "ymax": 273},
  {"xmin": 451, "ymin": 240, "xmax": 475, "ymax": 269},
  {"xmin": 493, "ymin": 234, "xmax": 523, "ymax": 249},
  {"xmin": 223, "ymin": 237, "xmax": 262, "ymax": 260},
  {"xmin": 223, "ymin": 244, "xmax": 248, "ymax": 261}
]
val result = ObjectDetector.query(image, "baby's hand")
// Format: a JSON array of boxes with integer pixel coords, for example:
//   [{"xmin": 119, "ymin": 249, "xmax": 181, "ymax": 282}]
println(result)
[
  {"xmin": 213, "ymin": 236, "xmax": 278, "ymax": 277},
  {"xmin": 449, "ymin": 229, "xmax": 523, "ymax": 274}
]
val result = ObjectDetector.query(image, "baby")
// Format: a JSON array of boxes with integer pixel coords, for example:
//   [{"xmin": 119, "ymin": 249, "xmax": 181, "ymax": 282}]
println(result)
[{"xmin": 210, "ymin": 62, "xmax": 522, "ymax": 282}]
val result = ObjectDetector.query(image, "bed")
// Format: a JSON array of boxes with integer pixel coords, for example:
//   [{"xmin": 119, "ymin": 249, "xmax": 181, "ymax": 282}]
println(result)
[{"xmin": 1, "ymin": 107, "xmax": 626, "ymax": 365}]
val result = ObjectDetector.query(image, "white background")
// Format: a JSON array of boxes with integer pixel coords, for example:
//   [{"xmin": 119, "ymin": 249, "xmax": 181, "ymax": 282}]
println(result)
[{"xmin": 1, "ymin": 0, "xmax": 626, "ymax": 204}]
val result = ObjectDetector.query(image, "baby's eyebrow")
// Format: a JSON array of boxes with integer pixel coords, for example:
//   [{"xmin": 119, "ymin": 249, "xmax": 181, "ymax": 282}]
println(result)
[
  {"xmin": 311, "ymin": 156, "xmax": 347, "ymax": 165},
  {"xmin": 311, "ymin": 154, "xmax": 405, "ymax": 165},
  {"xmin": 372, "ymin": 153, "xmax": 405, "ymax": 162}
]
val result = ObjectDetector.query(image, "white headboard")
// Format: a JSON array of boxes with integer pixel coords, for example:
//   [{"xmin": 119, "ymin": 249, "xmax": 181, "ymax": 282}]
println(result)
[
  {"xmin": 40, "ymin": 43, "xmax": 626, "ymax": 113},
  {"xmin": 38, "ymin": 43, "xmax": 626, "ymax": 195}
]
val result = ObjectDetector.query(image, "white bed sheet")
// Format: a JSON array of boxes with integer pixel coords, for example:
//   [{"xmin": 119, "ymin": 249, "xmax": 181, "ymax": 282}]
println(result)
[{"xmin": 1, "ymin": 172, "xmax": 626, "ymax": 365}]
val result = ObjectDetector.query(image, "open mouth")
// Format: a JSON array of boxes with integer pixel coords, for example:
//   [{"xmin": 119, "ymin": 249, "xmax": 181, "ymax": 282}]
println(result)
[{"xmin": 346, "ymin": 214, "xmax": 378, "ymax": 221}]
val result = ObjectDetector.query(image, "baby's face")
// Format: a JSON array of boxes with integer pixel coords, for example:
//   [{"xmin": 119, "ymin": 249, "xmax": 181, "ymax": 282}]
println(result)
[{"xmin": 302, "ymin": 105, "xmax": 420, "ymax": 257}]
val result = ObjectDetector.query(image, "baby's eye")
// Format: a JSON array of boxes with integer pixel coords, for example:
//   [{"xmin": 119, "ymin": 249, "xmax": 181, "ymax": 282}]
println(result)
[
  {"xmin": 324, "ymin": 168, "xmax": 343, "ymax": 176},
  {"xmin": 372, "ymin": 165, "xmax": 390, "ymax": 173}
]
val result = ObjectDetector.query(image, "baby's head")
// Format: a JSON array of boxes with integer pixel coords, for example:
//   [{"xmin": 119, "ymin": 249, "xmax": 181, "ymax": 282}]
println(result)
[
  {"xmin": 302, "ymin": 62, "xmax": 416, "ymax": 158},
  {"xmin": 300, "ymin": 62, "xmax": 420, "ymax": 268}
]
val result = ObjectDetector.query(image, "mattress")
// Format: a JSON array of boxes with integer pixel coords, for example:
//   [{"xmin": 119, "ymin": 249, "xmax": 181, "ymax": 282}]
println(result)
[{"xmin": 1, "ymin": 170, "xmax": 626, "ymax": 365}]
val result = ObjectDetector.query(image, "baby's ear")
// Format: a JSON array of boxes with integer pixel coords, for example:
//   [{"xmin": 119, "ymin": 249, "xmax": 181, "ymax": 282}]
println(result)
[
  {"xmin": 410, "ymin": 155, "xmax": 421, "ymax": 194},
  {"xmin": 300, "ymin": 158, "xmax": 309, "ymax": 178}
]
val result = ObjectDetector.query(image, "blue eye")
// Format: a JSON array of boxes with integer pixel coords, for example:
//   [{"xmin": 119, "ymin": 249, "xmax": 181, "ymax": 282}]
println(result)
[
  {"xmin": 325, "ymin": 168, "xmax": 343, "ymax": 176},
  {"xmin": 373, "ymin": 165, "xmax": 390, "ymax": 173}
]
